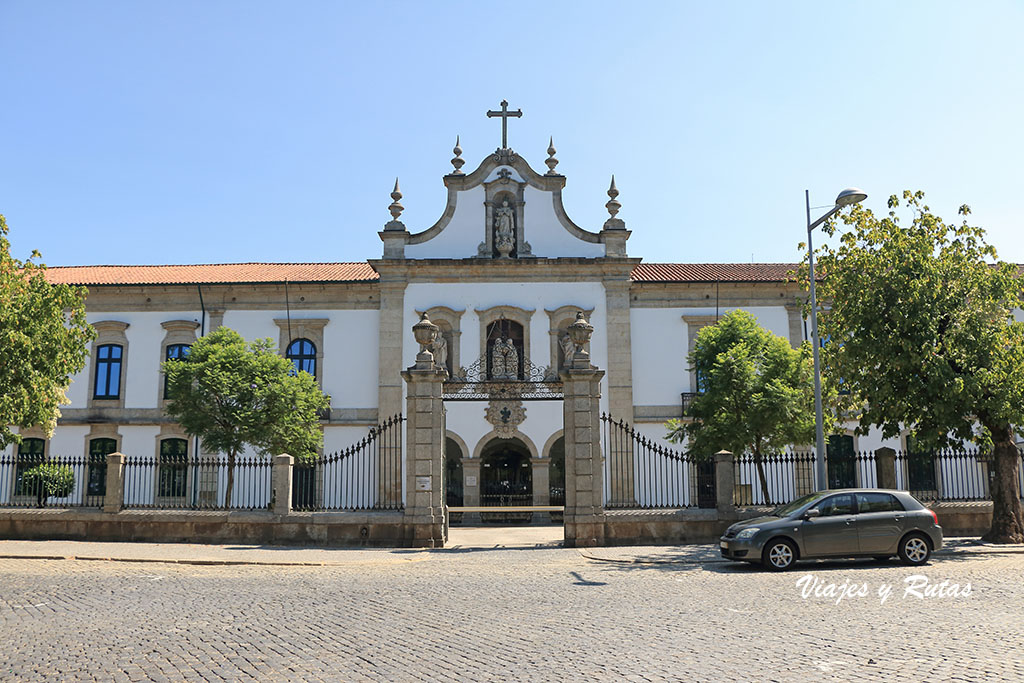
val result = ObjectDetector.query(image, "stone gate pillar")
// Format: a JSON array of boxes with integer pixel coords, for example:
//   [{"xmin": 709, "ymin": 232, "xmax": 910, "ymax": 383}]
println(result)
[
  {"xmin": 401, "ymin": 313, "xmax": 448, "ymax": 548},
  {"xmin": 560, "ymin": 312, "xmax": 607, "ymax": 547}
]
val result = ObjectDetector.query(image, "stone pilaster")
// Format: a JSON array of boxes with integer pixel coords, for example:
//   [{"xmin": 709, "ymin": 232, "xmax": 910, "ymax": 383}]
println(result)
[
  {"xmin": 402, "ymin": 363, "xmax": 448, "ymax": 548},
  {"xmin": 531, "ymin": 458, "xmax": 551, "ymax": 506},
  {"xmin": 272, "ymin": 454, "xmax": 293, "ymax": 515},
  {"xmin": 103, "ymin": 453, "xmax": 125, "ymax": 513},
  {"xmin": 561, "ymin": 363, "xmax": 606, "ymax": 547},
  {"xmin": 377, "ymin": 279, "xmax": 407, "ymax": 421},
  {"xmin": 461, "ymin": 457, "xmax": 482, "ymax": 524},
  {"xmin": 603, "ymin": 277, "xmax": 636, "ymax": 505},
  {"xmin": 785, "ymin": 302, "xmax": 805, "ymax": 349}
]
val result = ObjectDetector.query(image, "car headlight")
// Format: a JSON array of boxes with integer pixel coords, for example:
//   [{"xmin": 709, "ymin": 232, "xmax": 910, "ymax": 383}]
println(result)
[{"xmin": 736, "ymin": 527, "xmax": 760, "ymax": 540}]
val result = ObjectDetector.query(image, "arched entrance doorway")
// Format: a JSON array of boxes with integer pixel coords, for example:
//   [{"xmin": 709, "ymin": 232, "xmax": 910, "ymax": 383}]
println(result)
[{"xmin": 480, "ymin": 437, "xmax": 532, "ymax": 523}]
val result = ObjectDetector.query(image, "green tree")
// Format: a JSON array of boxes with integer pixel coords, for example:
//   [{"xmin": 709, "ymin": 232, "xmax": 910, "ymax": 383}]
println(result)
[
  {"xmin": 163, "ymin": 327, "xmax": 329, "ymax": 508},
  {"xmin": 666, "ymin": 310, "xmax": 816, "ymax": 503},
  {"xmin": 0, "ymin": 214, "xmax": 94, "ymax": 449},
  {"xmin": 22, "ymin": 462, "xmax": 76, "ymax": 508},
  {"xmin": 808, "ymin": 190, "xmax": 1024, "ymax": 543}
]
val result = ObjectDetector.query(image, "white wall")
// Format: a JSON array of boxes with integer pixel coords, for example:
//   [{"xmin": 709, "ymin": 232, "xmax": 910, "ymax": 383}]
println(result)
[
  {"xmin": 405, "ymin": 186, "xmax": 486, "ymax": 260},
  {"xmin": 521, "ymin": 185, "xmax": 604, "ymax": 259},
  {"xmin": 630, "ymin": 306, "xmax": 792, "ymax": 404},
  {"xmin": 405, "ymin": 281, "xmax": 607, "ymax": 457}
]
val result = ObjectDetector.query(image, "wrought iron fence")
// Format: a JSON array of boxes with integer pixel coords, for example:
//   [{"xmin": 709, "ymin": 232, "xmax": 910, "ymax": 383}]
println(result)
[
  {"xmin": 0, "ymin": 453, "xmax": 104, "ymax": 508},
  {"xmin": 733, "ymin": 452, "xmax": 818, "ymax": 507},
  {"xmin": 123, "ymin": 454, "xmax": 272, "ymax": 510},
  {"xmin": 892, "ymin": 449, "xmax": 1002, "ymax": 502},
  {"xmin": 601, "ymin": 414, "xmax": 715, "ymax": 509},
  {"xmin": 291, "ymin": 414, "xmax": 405, "ymax": 511}
]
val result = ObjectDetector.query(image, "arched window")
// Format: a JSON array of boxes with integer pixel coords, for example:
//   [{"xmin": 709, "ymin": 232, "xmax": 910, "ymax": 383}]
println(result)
[
  {"xmin": 163, "ymin": 343, "xmax": 191, "ymax": 399},
  {"xmin": 286, "ymin": 338, "xmax": 317, "ymax": 378},
  {"xmin": 88, "ymin": 437, "xmax": 117, "ymax": 498},
  {"xmin": 94, "ymin": 344, "xmax": 123, "ymax": 399},
  {"xmin": 14, "ymin": 438, "xmax": 45, "ymax": 496},
  {"xmin": 158, "ymin": 438, "xmax": 188, "ymax": 500}
]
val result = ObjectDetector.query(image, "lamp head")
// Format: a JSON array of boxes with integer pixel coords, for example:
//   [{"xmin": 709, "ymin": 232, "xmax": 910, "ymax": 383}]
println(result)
[{"xmin": 835, "ymin": 188, "xmax": 867, "ymax": 206}]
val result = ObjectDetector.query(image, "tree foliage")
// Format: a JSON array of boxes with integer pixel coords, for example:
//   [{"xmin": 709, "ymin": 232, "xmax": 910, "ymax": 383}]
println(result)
[
  {"xmin": 666, "ymin": 310, "xmax": 816, "ymax": 502},
  {"xmin": 0, "ymin": 214, "xmax": 94, "ymax": 449},
  {"xmin": 163, "ymin": 326, "xmax": 329, "ymax": 507},
  {"xmin": 808, "ymin": 190, "xmax": 1024, "ymax": 543},
  {"xmin": 22, "ymin": 463, "xmax": 76, "ymax": 508}
]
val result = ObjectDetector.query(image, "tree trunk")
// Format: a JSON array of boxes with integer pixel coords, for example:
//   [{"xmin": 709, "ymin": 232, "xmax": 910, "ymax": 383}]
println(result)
[
  {"xmin": 982, "ymin": 423, "xmax": 1024, "ymax": 544},
  {"xmin": 753, "ymin": 452, "xmax": 772, "ymax": 505},
  {"xmin": 224, "ymin": 451, "xmax": 236, "ymax": 510}
]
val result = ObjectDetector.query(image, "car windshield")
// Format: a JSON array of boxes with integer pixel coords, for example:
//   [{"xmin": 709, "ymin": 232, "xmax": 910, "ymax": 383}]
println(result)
[{"xmin": 771, "ymin": 491, "xmax": 831, "ymax": 518}]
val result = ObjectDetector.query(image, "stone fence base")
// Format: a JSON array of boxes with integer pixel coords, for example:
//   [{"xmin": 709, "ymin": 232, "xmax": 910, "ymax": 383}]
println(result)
[
  {"xmin": 601, "ymin": 503, "xmax": 996, "ymax": 546},
  {"xmin": 0, "ymin": 509, "xmax": 413, "ymax": 547}
]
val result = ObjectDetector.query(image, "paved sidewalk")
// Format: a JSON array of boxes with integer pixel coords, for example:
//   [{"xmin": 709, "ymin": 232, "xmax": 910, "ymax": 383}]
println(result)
[{"xmin": 0, "ymin": 530, "xmax": 1020, "ymax": 567}]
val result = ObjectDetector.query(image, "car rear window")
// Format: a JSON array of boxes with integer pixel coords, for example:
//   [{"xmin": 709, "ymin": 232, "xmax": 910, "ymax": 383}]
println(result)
[{"xmin": 856, "ymin": 492, "xmax": 904, "ymax": 513}]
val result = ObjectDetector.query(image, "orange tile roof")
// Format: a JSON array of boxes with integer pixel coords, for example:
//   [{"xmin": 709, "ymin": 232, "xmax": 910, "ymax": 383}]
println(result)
[
  {"xmin": 630, "ymin": 263, "xmax": 799, "ymax": 283},
  {"xmin": 44, "ymin": 262, "xmax": 379, "ymax": 286},
  {"xmin": 43, "ymin": 261, "xmax": 802, "ymax": 286}
]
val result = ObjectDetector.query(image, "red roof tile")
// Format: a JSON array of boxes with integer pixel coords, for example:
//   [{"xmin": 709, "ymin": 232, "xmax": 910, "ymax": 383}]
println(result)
[
  {"xmin": 630, "ymin": 263, "xmax": 799, "ymax": 283},
  {"xmin": 44, "ymin": 262, "xmax": 379, "ymax": 286},
  {"xmin": 43, "ymin": 261, "xmax": 803, "ymax": 286}
]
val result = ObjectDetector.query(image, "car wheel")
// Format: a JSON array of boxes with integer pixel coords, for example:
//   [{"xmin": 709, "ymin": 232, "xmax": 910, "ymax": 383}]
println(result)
[
  {"xmin": 898, "ymin": 533, "xmax": 931, "ymax": 566},
  {"xmin": 762, "ymin": 538, "xmax": 797, "ymax": 571}
]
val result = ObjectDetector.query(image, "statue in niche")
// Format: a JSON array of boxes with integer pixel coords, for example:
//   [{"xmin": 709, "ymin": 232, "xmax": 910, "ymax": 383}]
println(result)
[
  {"xmin": 489, "ymin": 337, "xmax": 519, "ymax": 379},
  {"xmin": 560, "ymin": 332, "xmax": 576, "ymax": 368},
  {"xmin": 431, "ymin": 334, "xmax": 448, "ymax": 372},
  {"xmin": 494, "ymin": 200, "xmax": 515, "ymax": 258}
]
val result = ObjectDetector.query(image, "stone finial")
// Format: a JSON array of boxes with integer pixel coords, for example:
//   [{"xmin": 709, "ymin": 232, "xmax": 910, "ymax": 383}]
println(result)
[
  {"xmin": 383, "ymin": 178, "xmax": 406, "ymax": 233},
  {"xmin": 389, "ymin": 178, "xmax": 403, "ymax": 219},
  {"xmin": 451, "ymin": 136, "xmax": 465, "ymax": 175},
  {"xmin": 603, "ymin": 175, "xmax": 625, "ymax": 230},
  {"xmin": 545, "ymin": 137, "xmax": 559, "ymax": 175},
  {"xmin": 566, "ymin": 310, "xmax": 594, "ymax": 366}
]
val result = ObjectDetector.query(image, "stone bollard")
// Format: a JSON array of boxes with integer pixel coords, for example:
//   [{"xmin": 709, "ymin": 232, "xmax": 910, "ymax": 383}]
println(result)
[
  {"xmin": 875, "ymin": 447, "xmax": 897, "ymax": 490},
  {"xmin": 714, "ymin": 450, "xmax": 736, "ymax": 514},
  {"xmin": 103, "ymin": 452, "xmax": 125, "ymax": 513},
  {"xmin": 272, "ymin": 454, "xmax": 294, "ymax": 515}
]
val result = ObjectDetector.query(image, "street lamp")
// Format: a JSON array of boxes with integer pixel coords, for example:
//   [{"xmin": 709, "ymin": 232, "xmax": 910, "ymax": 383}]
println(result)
[{"xmin": 807, "ymin": 187, "xmax": 867, "ymax": 491}]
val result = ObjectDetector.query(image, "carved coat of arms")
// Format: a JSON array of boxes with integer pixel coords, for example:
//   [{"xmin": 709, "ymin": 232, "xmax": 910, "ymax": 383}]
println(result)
[{"xmin": 484, "ymin": 399, "xmax": 526, "ymax": 438}]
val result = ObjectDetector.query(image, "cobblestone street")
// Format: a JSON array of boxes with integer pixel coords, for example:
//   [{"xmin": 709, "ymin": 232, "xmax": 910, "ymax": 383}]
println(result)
[{"xmin": 1, "ymin": 543, "xmax": 1023, "ymax": 682}]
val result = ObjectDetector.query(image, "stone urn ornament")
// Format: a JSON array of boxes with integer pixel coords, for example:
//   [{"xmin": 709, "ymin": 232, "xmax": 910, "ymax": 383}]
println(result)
[
  {"xmin": 412, "ymin": 312, "xmax": 440, "ymax": 367},
  {"xmin": 566, "ymin": 310, "xmax": 594, "ymax": 366}
]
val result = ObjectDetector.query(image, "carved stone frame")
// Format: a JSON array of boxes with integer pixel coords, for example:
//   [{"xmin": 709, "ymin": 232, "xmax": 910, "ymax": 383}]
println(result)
[
  {"xmin": 154, "ymin": 424, "xmax": 193, "ymax": 507},
  {"xmin": 475, "ymin": 305, "xmax": 535, "ymax": 366},
  {"xmin": 682, "ymin": 314, "xmax": 718, "ymax": 394},
  {"xmin": 415, "ymin": 306, "xmax": 464, "ymax": 376},
  {"xmin": 479, "ymin": 170, "xmax": 532, "ymax": 258},
  {"xmin": 85, "ymin": 423, "xmax": 122, "ymax": 505},
  {"xmin": 158, "ymin": 320, "xmax": 200, "ymax": 409},
  {"xmin": 88, "ymin": 321, "xmax": 130, "ymax": 409},
  {"xmin": 273, "ymin": 318, "xmax": 329, "ymax": 389},
  {"xmin": 9, "ymin": 428, "xmax": 49, "ymax": 505},
  {"xmin": 545, "ymin": 305, "xmax": 595, "ymax": 372}
]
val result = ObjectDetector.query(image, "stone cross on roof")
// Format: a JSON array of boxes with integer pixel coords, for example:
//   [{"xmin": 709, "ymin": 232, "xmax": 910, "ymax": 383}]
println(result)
[{"xmin": 486, "ymin": 99, "xmax": 522, "ymax": 149}]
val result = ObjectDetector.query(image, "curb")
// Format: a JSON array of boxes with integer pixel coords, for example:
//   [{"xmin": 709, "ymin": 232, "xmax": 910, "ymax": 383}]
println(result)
[{"xmin": 0, "ymin": 553, "xmax": 334, "ymax": 567}]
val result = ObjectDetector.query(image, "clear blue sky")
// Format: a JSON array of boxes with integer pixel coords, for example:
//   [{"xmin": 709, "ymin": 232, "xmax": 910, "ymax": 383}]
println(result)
[{"xmin": 2, "ymin": 1, "xmax": 1022, "ymax": 267}]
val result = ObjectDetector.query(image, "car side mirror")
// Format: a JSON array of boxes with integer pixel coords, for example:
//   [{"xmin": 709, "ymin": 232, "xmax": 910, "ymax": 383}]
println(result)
[{"xmin": 802, "ymin": 508, "xmax": 820, "ymax": 520}]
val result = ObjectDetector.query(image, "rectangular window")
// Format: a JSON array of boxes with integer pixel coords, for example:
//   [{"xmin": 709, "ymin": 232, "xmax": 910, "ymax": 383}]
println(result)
[
  {"xmin": 88, "ymin": 438, "xmax": 116, "ymax": 498},
  {"xmin": 94, "ymin": 344, "xmax": 123, "ymax": 399},
  {"xmin": 163, "ymin": 344, "xmax": 191, "ymax": 399},
  {"xmin": 14, "ymin": 438, "xmax": 45, "ymax": 497},
  {"xmin": 158, "ymin": 439, "xmax": 189, "ymax": 499}
]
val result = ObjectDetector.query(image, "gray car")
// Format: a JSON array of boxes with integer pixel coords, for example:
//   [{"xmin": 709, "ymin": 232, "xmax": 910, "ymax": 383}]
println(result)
[{"xmin": 720, "ymin": 489, "xmax": 943, "ymax": 571}]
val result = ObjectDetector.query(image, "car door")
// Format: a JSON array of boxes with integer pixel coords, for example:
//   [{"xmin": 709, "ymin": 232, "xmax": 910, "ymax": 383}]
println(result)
[
  {"xmin": 855, "ymin": 492, "xmax": 904, "ymax": 554},
  {"xmin": 800, "ymin": 493, "xmax": 858, "ymax": 557}
]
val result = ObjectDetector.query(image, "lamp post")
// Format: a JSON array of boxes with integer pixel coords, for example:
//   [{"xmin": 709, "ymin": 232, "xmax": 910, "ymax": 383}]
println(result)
[{"xmin": 807, "ymin": 187, "xmax": 867, "ymax": 491}]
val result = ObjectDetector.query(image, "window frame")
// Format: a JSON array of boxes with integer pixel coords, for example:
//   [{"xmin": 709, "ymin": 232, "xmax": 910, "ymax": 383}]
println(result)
[
  {"xmin": 286, "ymin": 338, "xmax": 317, "ymax": 378},
  {"xmin": 93, "ymin": 343, "xmax": 124, "ymax": 400}
]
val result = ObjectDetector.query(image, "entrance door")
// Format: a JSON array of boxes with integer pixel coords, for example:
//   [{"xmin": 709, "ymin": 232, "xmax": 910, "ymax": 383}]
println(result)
[{"xmin": 480, "ymin": 438, "xmax": 533, "ymax": 523}]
